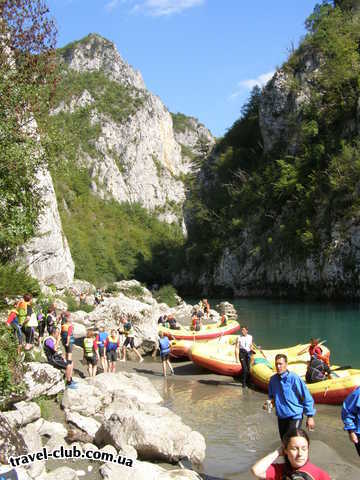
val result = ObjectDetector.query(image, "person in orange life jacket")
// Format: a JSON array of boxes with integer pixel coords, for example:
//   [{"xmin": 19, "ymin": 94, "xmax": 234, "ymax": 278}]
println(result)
[
  {"xmin": 235, "ymin": 325, "xmax": 255, "ymax": 387},
  {"xmin": 251, "ymin": 428, "xmax": 330, "ymax": 479},
  {"xmin": 95, "ymin": 325, "xmax": 109, "ymax": 373},
  {"xmin": 266, "ymin": 354, "xmax": 316, "ymax": 440},
  {"xmin": 61, "ymin": 312, "xmax": 75, "ymax": 365},
  {"xmin": 297, "ymin": 338, "xmax": 330, "ymax": 366},
  {"xmin": 120, "ymin": 317, "xmax": 144, "ymax": 363},
  {"xmin": 43, "ymin": 327, "xmax": 76, "ymax": 388},
  {"xmin": 83, "ymin": 330, "xmax": 99, "ymax": 377},
  {"xmin": 341, "ymin": 386, "xmax": 360, "ymax": 456},
  {"xmin": 158, "ymin": 331, "xmax": 174, "ymax": 377},
  {"xmin": 104, "ymin": 329, "xmax": 120, "ymax": 373}
]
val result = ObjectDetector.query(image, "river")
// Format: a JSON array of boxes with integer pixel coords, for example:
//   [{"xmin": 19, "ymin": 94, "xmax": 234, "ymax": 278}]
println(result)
[{"xmin": 150, "ymin": 298, "xmax": 360, "ymax": 479}]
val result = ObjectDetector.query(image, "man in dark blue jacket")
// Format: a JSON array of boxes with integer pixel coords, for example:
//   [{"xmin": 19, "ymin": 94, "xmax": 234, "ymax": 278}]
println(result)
[
  {"xmin": 341, "ymin": 386, "xmax": 360, "ymax": 455},
  {"xmin": 267, "ymin": 353, "xmax": 316, "ymax": 440}
]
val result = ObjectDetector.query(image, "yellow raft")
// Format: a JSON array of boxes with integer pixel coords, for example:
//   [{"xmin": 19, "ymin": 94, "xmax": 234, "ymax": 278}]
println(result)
[
  {"xmin": 251, "ymin": 344, "xmax": 360, "ymax": 404},
  {"xmin": 159, "ymin": 319, "xmax": 240, "ymax": 341}
]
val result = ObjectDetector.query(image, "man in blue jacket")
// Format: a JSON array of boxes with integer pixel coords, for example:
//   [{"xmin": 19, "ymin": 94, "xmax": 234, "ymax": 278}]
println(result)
[
  {"xmin": 341, "ymin": 386, "xmax": 360, "ymax": 455},
  {"xmin": 267, "ymin": 353, "xmax": 316, "ymax": 440}
]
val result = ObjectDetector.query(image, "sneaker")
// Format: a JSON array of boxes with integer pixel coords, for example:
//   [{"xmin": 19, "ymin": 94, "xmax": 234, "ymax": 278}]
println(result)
[
  {"xmin": 120, "ymin": 359, "xmax": 126, "ymax": 362},
  {"xmin": 66, "ymin": 382, "xmax": 78, "ymax": 389}
]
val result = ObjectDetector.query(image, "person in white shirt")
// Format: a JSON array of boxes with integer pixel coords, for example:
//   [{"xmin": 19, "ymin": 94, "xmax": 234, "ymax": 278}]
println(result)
[{"xmin": 235, "ymin": 326, "xmax": 254, "ymax": 388}]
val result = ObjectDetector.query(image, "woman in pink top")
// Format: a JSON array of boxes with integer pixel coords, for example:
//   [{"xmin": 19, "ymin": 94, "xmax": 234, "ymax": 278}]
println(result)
[{"xmin": 251, "ymin": 428, "xmax": 331, "ymax": 479}]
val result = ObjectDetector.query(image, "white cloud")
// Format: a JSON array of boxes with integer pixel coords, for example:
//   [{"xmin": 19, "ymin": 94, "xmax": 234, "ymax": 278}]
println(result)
[
  {"xmin": 132, "ymin": 0, "xmax": 205, "ymax": 16},
  {"xmin": 105, "ymin": 0, "xmax": 120, "ymax": 11},
  {"xmin": 229, "ymin": 71, "xmax": 275, "ymax": 101}
]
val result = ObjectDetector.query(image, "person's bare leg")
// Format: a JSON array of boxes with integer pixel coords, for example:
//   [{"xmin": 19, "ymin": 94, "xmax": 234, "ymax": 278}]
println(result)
[
  {"xmin": 93, "ymin": 364, "xmax": 97, "ymax": 377},
  {"xmin": 167, "ymin": 359, "xmax": 174, "ymax": 374},
  {"xmin": 133, "ymin": 347, "xmax": 143, "ymax": 362},
  {"xmin": 162, "ymin": 360, "xmax": 166, "ymax": 377}
]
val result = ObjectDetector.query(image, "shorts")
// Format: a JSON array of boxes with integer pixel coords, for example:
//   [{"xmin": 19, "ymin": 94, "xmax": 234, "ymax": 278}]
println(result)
[
  {"xmin": 160, "ymin": 353, "xmax": 169, "ymax": 361},
  {"xmin": 49, "ymin": 353, "xmax": 67, "ymax": 371},
  {"xmin": 38, "ymin": 321, "xmax": 46, "ymax": 338},
  {"xmin": 85, "ymin": 355, "xmax": 97, "ymax": 366},
  {"xmin": 98, "ymin": 346, "xmax": 105, "ymax": 357},
  {"xmin": 106, "ymin": 350, "xmax": 117, "ymax": 362},
  {"xmin": 23, "ymin": 326, "xmax": 34, "ymax": 344},
  {"xmin": 123, "ymin": 337, "xmax": 135, "ymax": 348},
  {"xmin": 64, "ymin": 343, "xmax": 73, "ymax": 354},
  {"xmin": 277, "ymin": 417, "xmax": 303, "ymax": 440}
]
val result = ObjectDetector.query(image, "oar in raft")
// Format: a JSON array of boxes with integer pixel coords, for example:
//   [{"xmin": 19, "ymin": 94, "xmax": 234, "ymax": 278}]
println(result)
[{"xmin": 253, "ymin": 343, "xmax": 269, "ymax": 362}]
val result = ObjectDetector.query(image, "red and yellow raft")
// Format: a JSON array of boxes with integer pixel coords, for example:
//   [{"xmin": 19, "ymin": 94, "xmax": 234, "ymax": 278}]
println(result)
[
  {"xmin": 188, "ymin": 335, "xmax": 242, "ymax": 376},
  {"xmin": 159, "ymin": 319, "xmax": 240, "ymax": 341},
  {"xmin": 251, "ymin": 344, "xmax": 360, "ymax": 405},
  {"xmin": 169, "ymin": 339, "xmax": 193, "ymax": 359}
]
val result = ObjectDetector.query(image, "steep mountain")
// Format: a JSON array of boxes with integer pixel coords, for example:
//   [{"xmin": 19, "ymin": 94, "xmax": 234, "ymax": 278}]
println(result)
[
  {"xmin": 34, "ymin": 33, "xmax": 214, "ymax": 286},
  {"xmin": 177, "ymin": 1, "xmax": 360, "ymax": 299}
]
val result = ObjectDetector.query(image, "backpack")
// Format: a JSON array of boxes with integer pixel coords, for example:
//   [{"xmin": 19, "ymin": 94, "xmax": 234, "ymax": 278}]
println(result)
[{"xmin": 283, "ymin": 472, "xmax": 314, "ymax": 480}]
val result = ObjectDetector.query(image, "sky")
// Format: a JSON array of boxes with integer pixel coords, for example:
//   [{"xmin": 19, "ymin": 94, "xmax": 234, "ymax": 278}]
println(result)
[{"xmin": 47, "ymin": 0, "xmax": 319, "ymax": 137}]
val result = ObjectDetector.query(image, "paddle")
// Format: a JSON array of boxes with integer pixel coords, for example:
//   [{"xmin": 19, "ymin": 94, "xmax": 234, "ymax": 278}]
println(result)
[
  {"xmin": 297, "ymin": 339, "xmax": 327, "ymax": 357},
  {"xmin": 253, "ymin": 343, "xmax": 268, "ymax": 362},
  {"xmin": 330, "ymin": 365, "xmax": 352, "ymax": 372}
]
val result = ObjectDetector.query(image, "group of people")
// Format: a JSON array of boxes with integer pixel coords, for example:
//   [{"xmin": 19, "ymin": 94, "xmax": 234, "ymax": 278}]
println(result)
[{"xmin": 247, "ymin": 335, "xmax": 360, "ymax": 479}]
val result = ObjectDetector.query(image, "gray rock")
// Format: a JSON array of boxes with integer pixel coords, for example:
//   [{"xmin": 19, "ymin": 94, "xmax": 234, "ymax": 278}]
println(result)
[
  {"xmin": 62, "ymin": 380, "xmax": 110, "ymax": 415},
  {"xmin": 99, "ymin": 458, "xmax": 162, "ymax": 480},
  {"xmin": 23, "ymin": 363, "xmax": 64, "ymax": 400},
  {"xmin": 70, "ymin": 280, "xmax": 96, "ymax": 295},
  {"xmin": 19, "ymin": 422, "xmax": 45, "ymax": 478},
  {"xmin": 42, "ymin": 467, "xmax": 79, "ymax": 480},
  {"xmin": 0, "ymin": 414, "xmax": 28, "ymax": 463},
  {"xmin": 72, "ymin": 322, "xmax": 87, "ymax": 339},
  {"xmin": 65, "ymin": 411, "xmax": 101, "ymax": 438},
  {"xmin": 2, "ymin": 401, "xmax": 41, "ymax": 428}
]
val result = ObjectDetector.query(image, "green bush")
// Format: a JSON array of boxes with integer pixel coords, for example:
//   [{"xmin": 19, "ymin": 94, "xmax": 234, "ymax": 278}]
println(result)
[
  {"xmin": 0, "ymin": 263, "xmax": 40, "ymax": 308},
  {"xmin": 0, "ymin": 323, "xmax": 24, "ymax": 400},
  {"xmin": 154, "ymin": 285, "xmax": 178, "ymax": 307}
]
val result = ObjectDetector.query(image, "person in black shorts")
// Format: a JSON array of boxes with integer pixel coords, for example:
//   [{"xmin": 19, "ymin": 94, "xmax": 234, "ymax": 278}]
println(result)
[
  {"xmin": 43, "ymin": 328, "xmax": 76, "ymax": 388},
  {"xmin": 83, "ymin": 330, "xmax": 99, "ymax": 377},
  {"xmin": 120, "ymin": 317, "xmax": 143, "ymax": 363},
  {"xmin": 104, "ymin": 329, "xmax": 120, "ymax": 373}
]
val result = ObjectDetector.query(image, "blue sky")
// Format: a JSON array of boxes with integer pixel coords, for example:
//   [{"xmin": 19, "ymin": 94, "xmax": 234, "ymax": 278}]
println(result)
[{"xmin": 48, "ymin": 0, "xmax": 319, "ymax": 137}]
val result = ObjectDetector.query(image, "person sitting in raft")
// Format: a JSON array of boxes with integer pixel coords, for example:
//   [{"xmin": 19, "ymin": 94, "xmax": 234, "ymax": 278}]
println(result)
[
  {"xmin": 298, "ymin": 338, "xmax": 330, "ymax": 365},
  {"xmin": 104, "ymin": 329, "xmax": 120, "ymax": 373},
  {"xmin": 120, "ymin": 317, "xmax": 144, "ymax": 363},
  {"xmin": 83, "ymin": 329, "xmax": 100, "ymax": 377},
  {"xmin": 43, "ymin": 327, "xmax": 77, "ymax": 389},
  {"xmin": 158, "ymin": 331, "xmax": 174, "ymax": 377},
  {"xmin": 218, "ymin": 313, "xmax": 228, "ymax": 327},
  {"xmin": 305, "ymin": 355, "xmax": 331, "ymax": 384},
  {"xmin": 191, "ymin": 311, "xmax": 202, "ymax": 331},
  {"xmin": 203, "ymin": 299, "xmax": 210, "ymax": 319},
  {"xmin": 95, "ymin": 325, "xmax": 109, "ymax": 373},
  {"xmin": 61, "ymin": 312, "xmax": 75, "ymax": 367},
  {"xmin": 251, "ymin": 428, "xmax": 330, "ymax": 479},
  {"xmin": 158, "ymin": 314, "xmax": 167, "ymax": 325},
  {"xmin": 167, "ymin": 314, "xmax": 180, "ymax": 330}
]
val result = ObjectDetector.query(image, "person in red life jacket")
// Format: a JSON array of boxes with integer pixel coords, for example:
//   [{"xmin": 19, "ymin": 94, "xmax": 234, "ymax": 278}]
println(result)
[
  {"xmin": 158, "ymin": 331, "xmax": 174, "ymax": 377},
  {"xmin": 251, "ymin": 428, "xmax": 330, "ymax": 479},
  {"xmin": 95, "ymin": 325, "xmax": 109, "ymax": 373},
  {"xmin": 104, "ymin": 329, "xmax": 120, "ymax": 373},
  {"xmin": 43, "ymin": 327, "xmax": 77, "ymax": 389},
  {"xmin": 83, "ymin": 330, "xmax": 99, "ymax": 377},
  {"xmin": 167, "ymin": 314, "xmax": 180, "ymax": 330},
  {"xmin": 218, "ymin": 314, "xmax": 228, "ymax": 327},
  {"xmin": 191, "ymin": 311, "xmax": 202, "ymax": 332},
  {"xmin": 120, "ymin": 317, "xmax": 144, "ymax": 363},
  {"xmin": 60, "ymin": 312, "xmax": 75, "ymax": 365},
  {"xmin": 7, "ymin": 308, "xmax": 23, "ymax": 350},
  {"xmin": 297, "ymin": 338, "xmax": 330, "ymax": 366}
]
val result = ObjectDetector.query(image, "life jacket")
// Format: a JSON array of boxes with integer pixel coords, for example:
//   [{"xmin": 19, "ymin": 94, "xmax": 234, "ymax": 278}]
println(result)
[
  {"xmin": 47, "ymin": 312, "xmax": 57, "ymax": 329},
  {"xmin": 309, "ymin": 345, "xmax": 330, "ymax": 365},
  {"xmin": 159, "ymin": 337, "xmax": 170, "ymax": 355},
  {"xmin": 7, "ymin": 309, "xmax": 18, "ymax": 325},
  {"xmin": 106, "ymin": 336, "xmax": 119, "ymax": 351},
  {"xmin": 16, "ymin": 301, "xmax": 28, "ymax": 326},
  {"xmin": 123, "ymin": 322, "xmax": 134, "ymax": 336},
  {"xmin": 84, "ymin": 337, "xmax": 95, "ymax": 357},
  {"xmin": 97, "ymin": 331, "xmax": 108, "ymax": 347},
  {"xmin": 61, "ymin": 323, "xmax": 75, "ymax": 344},
  {"xmin": 220, "ymin": 314, "xmax": 227, "ymax": 326},
  {"xmin": 305, "ymin": 357, "xmax": 329, "ymax": 383}
]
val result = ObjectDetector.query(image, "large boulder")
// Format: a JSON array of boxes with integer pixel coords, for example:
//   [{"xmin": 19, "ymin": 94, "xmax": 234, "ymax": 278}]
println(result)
[
  {"xmin": 62, "ymin": 379, "xmax": 111, "ymax": 415},
  {"xmin": 2, "ymin": 401, "xmax": 41, "ymax": 428},
  {"xmin": 24, "ymin": 363, "xmax": 64, "ymax": 400},
  {"xmin": 65, "ymin": 411, "xmax": 101, "ymax": 439},
  {"xmin": 95, "ymin": 403, "xmax": 206, "ymax": 464},
  {"xmin": 0, "ymin": 414, "xmax": 28, "ymax": 463},
  {"xmin": 70, "ymin": 280, "xmax": 96, "ymax": 295},
  {"xmin": 19, "ymin": 422, "xmax": 46, "ymax": 478}
]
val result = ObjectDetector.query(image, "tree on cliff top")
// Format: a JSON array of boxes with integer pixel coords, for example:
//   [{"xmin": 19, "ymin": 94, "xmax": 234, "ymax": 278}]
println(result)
[{"xmin": 0, "ymin": 0, "xmax": 57, "ymax": 261}]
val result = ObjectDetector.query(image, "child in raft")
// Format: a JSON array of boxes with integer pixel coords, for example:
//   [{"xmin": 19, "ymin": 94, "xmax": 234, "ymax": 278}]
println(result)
[
  {"xmin": 251, "ymin": 428, "xmax": 330, "ymax": 479},
  {"xmin": 158, "ymin": 331, "xmax": 174, "ymax": 377}
]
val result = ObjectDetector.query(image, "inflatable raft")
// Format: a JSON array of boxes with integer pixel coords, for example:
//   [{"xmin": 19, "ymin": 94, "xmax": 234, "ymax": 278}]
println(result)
[
  {"xmin": 170, "ymin": 339, "xmax": 193, "ymax": 359},
  {"xmin": 189, "ymin": 335, "xmax": 242, "ymax": 376},
  {"xmin": 159, "ymin": 319, "xmax": 240, "ymax": 341},
  {"xmin": 251, "ymin": 344, "xmax": 360, "ymax": 404}
]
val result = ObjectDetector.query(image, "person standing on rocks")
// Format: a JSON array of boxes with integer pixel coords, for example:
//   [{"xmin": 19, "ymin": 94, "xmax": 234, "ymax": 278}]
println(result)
[
  {"xmin": 61, "ymin": 312, "xmax": 75, "ymax": 366},
  {"xmin": 158, "ymin": 331, "xmax": 174, "ymax": 377},
  {"xmin": 104, "ymin": 329, "xmax": 120, "ymax": 373},
  {"xmin": 83, "ymin": 329, "xmax": 100, "ymax": 377},
  {"xmin": 265, "ymin": 354, "xmax": 316, "ymax": 440},
  {"xmin": 46, "ymin": 304, "xmax": 57, "ymax": 334},
  {"xmin": 95, "ymin": 325, "xmax": 109, "ymax": 373},
  {"xmin": 341, "ymin": 386, "xmax": 360, "ymax": 456},
  {"xmin": 43, "ymin": 327, "xmax": 77, "ymax": 389},
  {"xmin": 120, "ymin": 317, "xmax": 144, "ymax": 363}
]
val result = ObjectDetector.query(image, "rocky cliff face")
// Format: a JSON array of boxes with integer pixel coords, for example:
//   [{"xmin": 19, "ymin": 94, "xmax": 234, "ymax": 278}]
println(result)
[
  {"xmin": 54, "ymin": 34, "xmax": 204, "ymax": 227},
  {"xmin": 18, "ymin": 169, "xmax": 75, "ymax": 288}
]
